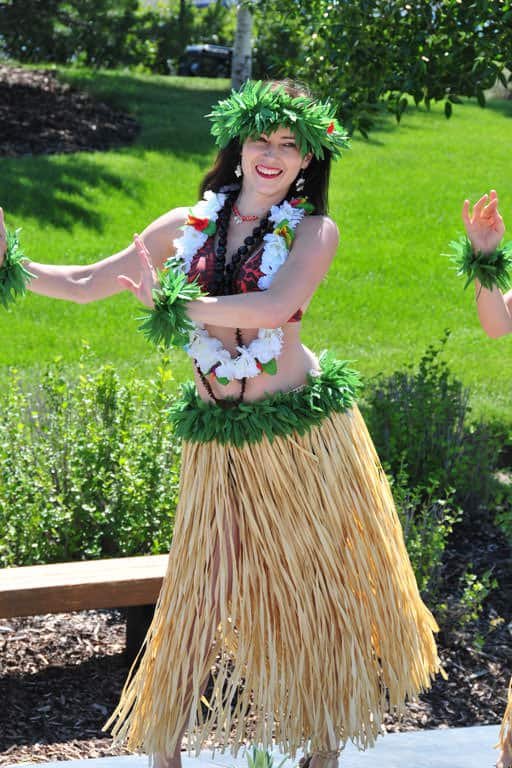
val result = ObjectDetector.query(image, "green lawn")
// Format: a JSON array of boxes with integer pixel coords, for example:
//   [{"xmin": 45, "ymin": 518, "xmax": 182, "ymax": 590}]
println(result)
[{"xmin": 1, "ymin": 68, "xmax": 512, "ymax": 421}]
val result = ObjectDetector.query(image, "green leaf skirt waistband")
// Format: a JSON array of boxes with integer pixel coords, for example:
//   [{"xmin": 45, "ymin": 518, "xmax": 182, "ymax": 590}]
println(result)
[{"xmin": 169, "ymin": 353, "xmax": 362, "ymax": 447}]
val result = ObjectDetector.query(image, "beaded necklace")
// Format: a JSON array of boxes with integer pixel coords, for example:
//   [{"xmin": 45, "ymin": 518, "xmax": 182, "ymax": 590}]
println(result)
[
  {"xmin": 174, "ymin": 190, "xmax": 311, "ymax": 404},
  {"xmin": 195, "ymin": 192, "xmax": 272, "ymax": 406}
]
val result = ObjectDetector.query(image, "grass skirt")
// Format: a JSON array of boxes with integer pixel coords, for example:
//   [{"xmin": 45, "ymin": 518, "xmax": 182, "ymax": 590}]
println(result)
[
  {"xmin": 498, "ymin": 677, "xmax": 512, "ymax": 751},
  {"xmin": 103, "ymin": 360, "xmax": 440, "ymax": 757}
]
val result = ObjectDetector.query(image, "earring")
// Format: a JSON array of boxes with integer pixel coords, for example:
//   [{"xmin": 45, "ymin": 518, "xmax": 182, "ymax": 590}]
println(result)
[
  {"xmin": 295, "ymin": 171, "xmax": 305, "ymax": 192},
  {"xmin": 235, "ymin": 162, "xmax": 242, "ymax": 178}
]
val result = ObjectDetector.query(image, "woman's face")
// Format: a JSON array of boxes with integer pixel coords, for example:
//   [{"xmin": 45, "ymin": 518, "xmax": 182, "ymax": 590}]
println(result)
[{"xmin": 240, "ymin": 128, "xmax": 312, "ymax": 199}]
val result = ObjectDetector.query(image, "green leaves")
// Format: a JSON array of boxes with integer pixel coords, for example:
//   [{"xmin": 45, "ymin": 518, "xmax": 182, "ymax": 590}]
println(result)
[
  {"xmin": 254, "ymin": 0, "xmax": 512, "ymax": 136},
  {"xmin": 138, "ymin": 258, "xmax": 206, "ymax": 348},
  {"xmin": 0, "ymin": 350, "xmax": 180, "ymax": 567},
  {"xmin": 0, "ymin": 228, "xmax": 34, "ymax": 309},
  {"xmin": 448, "ymin": 235, "xmax": 512, "ymax": 291},
  {"xmin": 208, "ymin": 80, "xmax": 350, "ymax": 160},
  {"xmin": 170, "ymin": 354, "xmax": 362, "ymax": 447}
]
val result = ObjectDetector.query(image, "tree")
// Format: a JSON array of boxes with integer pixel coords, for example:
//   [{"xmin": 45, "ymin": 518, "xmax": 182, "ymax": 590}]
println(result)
[
  {"xmin": 254, "ymin": 0, "xmax": 512, "ymax": 135},
  {"xmin": 231, "ymin": 2, "xmax": 253, "ymax": 89}
]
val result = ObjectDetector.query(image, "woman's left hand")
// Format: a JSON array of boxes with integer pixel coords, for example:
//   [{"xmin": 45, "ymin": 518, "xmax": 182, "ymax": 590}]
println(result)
[
  {"xmin": 462, "ymin": 189, "xmax": 505, "ymax": 254},
  {"xmin": 118, "ymin": 234, "xmax": 158, "ymax": 307}
]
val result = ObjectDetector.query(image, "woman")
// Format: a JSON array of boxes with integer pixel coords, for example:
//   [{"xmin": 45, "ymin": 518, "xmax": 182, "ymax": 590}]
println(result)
[
  {"xmin": 0, "ymin": 80, "xmax": 440, "ymax": 768},
  {"xmin": 461, "ymin": 189, "xmax": 512, "ymax": 768}
]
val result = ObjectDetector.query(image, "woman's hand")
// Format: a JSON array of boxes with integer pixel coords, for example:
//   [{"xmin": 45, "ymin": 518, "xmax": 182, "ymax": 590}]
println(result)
[
  {"xmin": 462, "ymin": 189, "xmax": 505, "ymax": 254},
  {"xmin": 0, "ymin": 208, "xmax": 7, "ymax": 267},
  {"xmin": 117, "ymin": 234, "xmax": 159, "ymax": 307}
]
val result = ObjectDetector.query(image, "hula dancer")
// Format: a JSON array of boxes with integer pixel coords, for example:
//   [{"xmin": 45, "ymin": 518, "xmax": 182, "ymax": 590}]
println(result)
[
  {"xmin": 455, "ymin": 189, "xmax": 512, "ymax": 768},
  {"xmin": 0, "ymin": 80, "xmax": 441, "ymax": 767}
]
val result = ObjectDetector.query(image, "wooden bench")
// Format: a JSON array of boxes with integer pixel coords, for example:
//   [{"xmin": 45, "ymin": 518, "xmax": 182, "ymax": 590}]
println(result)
[{"xmin": 0, "ymin": 554, "xmax": 169, "ymax": 664}]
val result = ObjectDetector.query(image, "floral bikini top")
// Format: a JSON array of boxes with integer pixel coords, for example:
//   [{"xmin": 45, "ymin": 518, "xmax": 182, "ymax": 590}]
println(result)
[{"xmin": 186, "ymin": 234, "xmax": 303, "ymax": 323}]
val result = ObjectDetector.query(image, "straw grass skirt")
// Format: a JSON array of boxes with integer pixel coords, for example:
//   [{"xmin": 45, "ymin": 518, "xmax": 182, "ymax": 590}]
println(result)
[
  {"xmin": 103, "ymin": 360, "xmax": 440, "ymax": 757},
  {"xmin": 498, "ymin": 677, "xmax": 512, "ymax": 751}
]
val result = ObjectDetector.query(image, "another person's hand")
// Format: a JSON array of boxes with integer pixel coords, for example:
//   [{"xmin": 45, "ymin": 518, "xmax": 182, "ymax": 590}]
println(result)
[
  {"xmin": 118, "ymin": 234, "xmax": 158, "ymax": 307},
  {"xmin": 462, "ymin": 189, "xmax": 505, "ymax": 254},
  {"xmin": 0, "ymin": 208, "xmax": 7, "ymax": 267}
]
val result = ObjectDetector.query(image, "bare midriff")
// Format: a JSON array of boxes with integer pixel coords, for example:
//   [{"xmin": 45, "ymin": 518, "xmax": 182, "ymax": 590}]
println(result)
[{"xmin": 193, "ymin": 321, "xmax": 320, "ymax": 403}]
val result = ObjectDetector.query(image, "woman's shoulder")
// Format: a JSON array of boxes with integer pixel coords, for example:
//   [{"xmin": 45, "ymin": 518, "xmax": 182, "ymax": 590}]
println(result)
[{"xmin": 296, "ymin": 214, "xmax": 339, "ymax": 249}]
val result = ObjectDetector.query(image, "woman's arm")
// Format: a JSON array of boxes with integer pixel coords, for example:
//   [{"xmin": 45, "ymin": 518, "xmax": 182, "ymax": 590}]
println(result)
[
  {"xmin": 0, "ymin": 206, "xmax": 188, "ymax": 304},
  {"xmin": 186, "ymin": 215, "xmax": 339, "ymax": 328},
  {"xmin": 462, "ymin": 190, "xmax": 512, "ymax": 338}
]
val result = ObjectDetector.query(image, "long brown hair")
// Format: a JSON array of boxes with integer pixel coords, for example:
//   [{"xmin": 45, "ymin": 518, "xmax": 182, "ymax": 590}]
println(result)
[{"xmin": 199, "ymin": 79, "xmax": 332, "ymax": 215}]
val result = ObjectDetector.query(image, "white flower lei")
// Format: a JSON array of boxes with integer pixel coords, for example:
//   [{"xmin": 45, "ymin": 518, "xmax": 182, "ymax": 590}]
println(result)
[{"xmin": 173, "ymin": 190, "xmax": 307, "ymax": 383}]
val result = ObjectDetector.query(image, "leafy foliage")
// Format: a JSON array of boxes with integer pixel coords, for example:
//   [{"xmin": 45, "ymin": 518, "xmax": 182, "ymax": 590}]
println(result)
[
  {"xmin": 363, "ymin": 332, "xmax": 500, "ymax": 516},
  {"xmin": 208, "ymin": 80, "xmax": 350, "ymax": 159},
  {"xmin": 0, "ymin": 229, "xmax": 34, "ymax": 309},
  {"xmin": 362, "ymin": 334, "xmax": 503, "ymax": 612},
  {"xmin": 448, "ymin": 235, "xmax": 512, "ymax": 292},
  {"xmin": 0, "ymin": 0, "xmax": 226, "ymax": 72},
  {"xmin": 0, "ymin": 348, "xmax": 180, "ymax": 567},
  {"xmin": 171, "ymin": 354, "xmax": 361, "ymax": 446},
  {"xmin": 254, "ymin": 0, "xmax": 512, "ymax": 135},
  {"xmin": 138, "ymin": 259, "xmax": 205, "ymax": 349},
  {"xmin": 390, "ymin": 471, "xmax": 461, "ymax": 598}
]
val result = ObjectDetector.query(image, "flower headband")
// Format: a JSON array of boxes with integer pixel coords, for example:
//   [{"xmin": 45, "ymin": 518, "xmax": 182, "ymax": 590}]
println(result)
[{"xmin": 207, "ymin": 80, "xmax": 350, "ymax": 160}]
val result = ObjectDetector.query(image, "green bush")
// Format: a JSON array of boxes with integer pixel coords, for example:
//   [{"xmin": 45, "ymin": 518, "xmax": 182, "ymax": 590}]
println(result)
[
  {"xmin": 0, "ymin": 347, "xmax": 180, "ymax": 567},
  {"xmin": 362, "ymin": 334, "xmax": 505, "ymax": 614},
  {"xmin": 363, "ymin": 332, "xmax": 501, "ymax": 520},
  {"xmin": 390, "ymin": 471, "xmax": 461, "ymax": 600},
  {"xmin": 0, "ymin": 0, "xmax": 235, "ymax": 72}
]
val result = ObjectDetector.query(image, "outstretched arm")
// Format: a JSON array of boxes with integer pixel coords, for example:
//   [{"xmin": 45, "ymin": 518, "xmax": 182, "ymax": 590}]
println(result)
[
  {"xmin": 0, "ymin": 206, "xmax": 188, "ymax": 305},
  {"xmin": 462, "ymin": 190, "xmax": 512, "ymax": 338}
]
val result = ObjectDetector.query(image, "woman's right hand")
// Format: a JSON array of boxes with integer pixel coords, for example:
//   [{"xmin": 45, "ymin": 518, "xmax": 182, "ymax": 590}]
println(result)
[
  {"xmin": 117, "ymin": 234, "xmax": 159, "ymax": 308},
  {"xmin": 0, "ymin": 208, "xmax": 7, "ymax": 266},
  {"xmin": 462, "ymin": 189, "xmax": 505, "ymax": 254}
]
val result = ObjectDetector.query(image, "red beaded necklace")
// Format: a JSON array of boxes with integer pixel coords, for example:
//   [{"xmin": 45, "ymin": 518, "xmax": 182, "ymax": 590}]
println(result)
[{"xmin": 232, "ymin": 202, "xmax": 260, "ymax": 224}]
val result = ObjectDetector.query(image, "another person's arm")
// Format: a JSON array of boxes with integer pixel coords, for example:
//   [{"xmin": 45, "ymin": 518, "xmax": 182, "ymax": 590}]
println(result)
[{"xmin": 462, "ymin": 190, "xmax": 512, "ymax": 338}]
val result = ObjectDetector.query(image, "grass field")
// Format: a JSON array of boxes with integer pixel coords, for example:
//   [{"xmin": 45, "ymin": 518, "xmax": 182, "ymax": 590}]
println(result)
[{"xmin": 1, "ymin": 68, "xmax": 512, "ymax": 421}]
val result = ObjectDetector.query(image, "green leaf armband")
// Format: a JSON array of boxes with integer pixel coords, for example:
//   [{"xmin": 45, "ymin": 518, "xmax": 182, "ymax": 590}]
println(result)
[
  {"xmin": 448, "ymin": 235, "xmax": 512, "ymax": 291},
  {"xmin": 0, "ymin": 228, "xmax": 34, "ymax": 308},
  {"xmin": 138, "ymin": 258, "xmax": 206, "ymax": 348}
]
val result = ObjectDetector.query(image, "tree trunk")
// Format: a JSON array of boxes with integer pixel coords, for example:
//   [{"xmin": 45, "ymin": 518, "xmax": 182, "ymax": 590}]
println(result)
[{"xmin": 231, "ymin": 4, "xmax": 253, "ymax": 90}]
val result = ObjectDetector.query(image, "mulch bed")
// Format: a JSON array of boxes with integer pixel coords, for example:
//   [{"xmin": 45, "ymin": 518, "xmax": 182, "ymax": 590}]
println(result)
[{"xmin": 0, "ymin": 67, "xmax": 138, "ymax": 156}]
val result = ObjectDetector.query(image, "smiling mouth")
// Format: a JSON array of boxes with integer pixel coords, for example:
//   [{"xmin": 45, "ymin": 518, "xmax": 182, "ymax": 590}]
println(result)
[{"xmin": 255, "ymin": 164, "xmax": 283, "ymax": 179}]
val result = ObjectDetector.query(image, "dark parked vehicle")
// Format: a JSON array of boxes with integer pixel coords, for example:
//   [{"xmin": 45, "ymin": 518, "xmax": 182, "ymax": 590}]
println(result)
[{"xmin": 177, "ymin": 44, "xmax": 232, "ymax": 78}]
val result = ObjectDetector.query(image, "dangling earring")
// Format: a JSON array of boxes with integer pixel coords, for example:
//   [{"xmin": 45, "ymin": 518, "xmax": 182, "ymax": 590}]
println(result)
[
  {"xmin": 295, "ymin": 171, "xmax": 305, "ymax": 192},
  {"xmin": 235, "ymin": 162, "xmax": 242, "ymax": 178}
]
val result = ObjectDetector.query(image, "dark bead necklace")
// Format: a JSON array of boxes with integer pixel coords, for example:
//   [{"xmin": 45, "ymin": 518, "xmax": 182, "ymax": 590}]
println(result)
[{"xmin": 196, "ymin": 194, "xmax": 272, "ymax": 406}]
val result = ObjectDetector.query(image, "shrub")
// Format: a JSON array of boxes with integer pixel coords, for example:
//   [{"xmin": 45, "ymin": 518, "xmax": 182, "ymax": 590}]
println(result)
[
  {"xmin": 0, "ymin": 0, "xmax": 236, "ymax": 72},
  {"xmin": 363, "ymin": 332, "xmax": 501, "ymax": 521},
  {"xmin": 390, "ymin": 470, "xmax": 461, "ymax": 601},
  {"xmin": 0, "ymin": 348, "xmax": 180, "ymax": 567}
]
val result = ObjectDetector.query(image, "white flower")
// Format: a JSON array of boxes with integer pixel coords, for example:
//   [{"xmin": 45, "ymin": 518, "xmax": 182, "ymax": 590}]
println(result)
[
  {"xmin": 232, "ymin": 347, "xmax": 261, "ymax": 378},
  {"xmin": 174, "ymin": 227, "xmax": 208, "ymax": 272},
  {"xmin": 193, "ymin": 191, "xmax": 225, "ymax": 222},
  {"xmin": 258, "ymin": 233, "xmax": 288, "ymax": 288},
  {"xmin": 215, "ymin": 357, "xmax": 238, "ymax": 381},
  {"xmin": 188, "ymin": 330, "xmax": 228, "ymax": 374},
  {"xmin": 269, "ymin": 200, "xmax": 305, "ymax": 228},
  {"xmin": 248, "ymin": 328, "xmax": 284, "ymax": 363}
]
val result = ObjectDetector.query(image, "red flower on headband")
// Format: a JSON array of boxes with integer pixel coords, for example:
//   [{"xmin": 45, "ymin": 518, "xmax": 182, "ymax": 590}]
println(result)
[{"xmin": 327, "ymin": 121, "xmax": 335, "ymax": 135}]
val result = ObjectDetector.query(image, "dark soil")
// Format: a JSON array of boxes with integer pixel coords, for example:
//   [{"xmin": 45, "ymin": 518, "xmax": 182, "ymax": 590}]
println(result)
[
  {"xmin": 1, "ymin": 518, "xmax": 511, "ymax": 766},
  {"xmin": 0, "ymin": 67, "xmax": 138, "ymax": 157}
]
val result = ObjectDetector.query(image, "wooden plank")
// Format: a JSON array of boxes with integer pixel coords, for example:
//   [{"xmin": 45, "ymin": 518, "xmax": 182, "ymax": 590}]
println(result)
[{"xmin": 0, "ymin": 554, "xmax": 169, "ymax": 618}]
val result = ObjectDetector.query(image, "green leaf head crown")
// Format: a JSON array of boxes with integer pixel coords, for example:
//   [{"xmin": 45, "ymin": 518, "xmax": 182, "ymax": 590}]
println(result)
[{"xmin": 208, "ymin": 80, "xmax": 350, "ymax": 160}]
